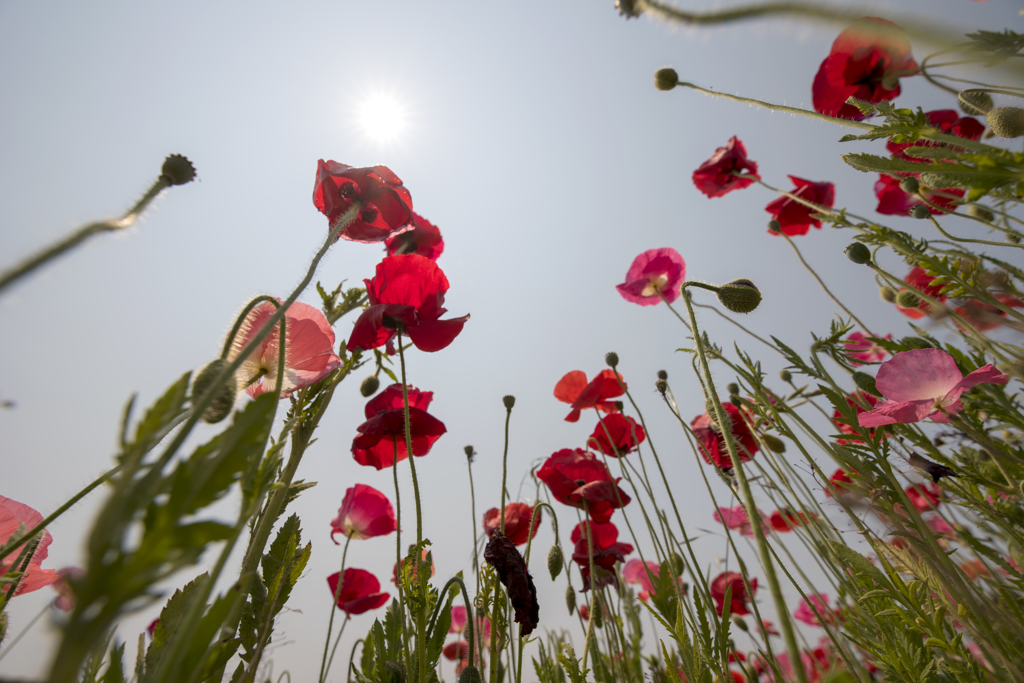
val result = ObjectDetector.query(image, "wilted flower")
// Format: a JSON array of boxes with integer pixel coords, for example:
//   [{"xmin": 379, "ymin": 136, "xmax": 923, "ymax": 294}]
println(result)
[
  {"xmin": 764, "ymin": 176, "xmax": 835, "ymax": 236},
  {"xmin": 587, "ymin": 414, "xmax": 645, "ymax": 456},
  {"xmin": 692, "ymin": 137, "xmax": 760, "ymax": 198},
  {"xmin": 351, "ymin": 384, "xmax": 446, "ymax": 470},
  {"xmin": 484, "ymin": 532, "xmax": 540, "ymax": 635},
  {"xmin": 0, "ymin": 495, "xmax": 57, "ymax": 597},
  {"xmin": 326, "ymin": 568, "xmax": 390, "ymax": 615},
  {"xmin": 330, "ymin": 484, "xmax": 397, "ymax": 541},
  {"xmin": 313, "ymin": 161, "xmax": 413, "ymax": 243},
  {"xmin": 615, "ymin": 248, "xmax": 686, "ymax": 306},
  {"xmin": 482, "ymin": 503, "xmax": 541, "ymax": 546},
  {"xmin": 554, "ymin": 369, "xmax": 626, "ymax": 423}
]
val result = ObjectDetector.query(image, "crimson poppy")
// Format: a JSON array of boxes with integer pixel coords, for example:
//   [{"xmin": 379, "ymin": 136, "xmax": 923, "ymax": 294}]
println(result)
[
  {"xmin": 812, "ymin": 17, "xmax": 917, "ymax": 120},
  {"xmin": 554, "ymin": 369, "xmax": 626, "ymax": 423},
  {"xmin": 330, "ymin": 484, "xmax": 397, "ymax": 541},
  {"xmin": 385, "ymin": 212, "xmax": 444, "ymax": 261},
  {"xmin": 905, "ymin": 483, "xmax": 942, "ymax": 511},
  {"xmin": 692, "ymin": 137, "xmax": 760, "ymax": 198},
  {"xmin": 326, "ymin": 568, "xmax": 390, "ymax": 615},
  {"xmin": 825, "ymin": 468, "xmax": 857, "ymax": 498},
  {"xmin": 874, "ymin": 174, "xmax": 963, "ymax": 216},
  {"xmin": 690, "ymin": 403, "xmax": 759, "ymax": 470},
  {"xmin": 764, "ymin": 176, "xmax": 835, "ymax": 236},
  {"xmin": 351, "ymin": 384, "xmax": 446, "ymax": 470},
  {"xmin": 313, "ymin": 161, "xmax": 413, "ymax": 243},
  {"xmin": 347, "ymin": 254, "xmax": 469, "ymax": 354},
  {"xmin": 569, "ymin": 520, "xmax": 633, "ymax": 591},
  {"xmin": 482, "ymin": 503, "xmax": 541, "ymax": 546},
  {"xmin": 536, "ymin": 449, "xmax": 631, "ymax": 524},
  {"xmin": 710, "ymin": 571, "xmax": 757, "ymax": 616},
  {"xmin": 587, "ymin": 414, "xmax": 645, "ymax": 456},
  {"xmin": 886, "ymin": 110, "xmax": 984, "ymax": 162},
  {"xmin": 896, "ymin": 266, "xmax": 947, "ymax": 319},
  {"xmin": 768, "ymin": 509, "xmax": 814, "ymax": 532}
]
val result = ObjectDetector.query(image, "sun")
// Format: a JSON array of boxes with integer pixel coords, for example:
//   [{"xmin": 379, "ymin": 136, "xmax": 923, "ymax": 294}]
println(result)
[{"xmin": 355, "ymin": 92, "xmax": 408, "ymax": 143}]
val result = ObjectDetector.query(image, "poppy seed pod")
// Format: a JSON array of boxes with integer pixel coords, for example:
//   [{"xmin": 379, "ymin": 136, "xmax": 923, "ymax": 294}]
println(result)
[
  {"xmin": 161, "ymin": 154, "xmax": 196, "ymax": 186},
  {"xmin": 852, "ymin": 371, "xmax": 880, "ymax": 397},
  {"xmin": 958, "ymin": 89, "xmax": 993, "ymax": 116},
  {"xmin": 459, "ymin": 666, "xmax": 483, "ymax": 683},
  {"xmin": 895, "ymin": 290, "xmax": 920, "ymax": 309},
  {"xmin": 898, "ymin": 177, "xmax": 920, "ymax": 194},
  {"xmin": 565, "ymin": 584, "xmax": 577, "ymax": 615},
  {"xmin": 655, "ymin": 379, "xmax": 668, "ymax": 395},
  {"xmin": 192, "ymin": 359, "xmax": 237, "ymax": 424},
  {"xmin": 502, "ymin": 395, "xmax": 516, "ymax": 410},
  {"xmin": 717, "ymin": 279, "xmax": 762, "ymax": 314},
  {"xmin": 767, "ymin": 219, "xmax": 781, "ymax": 233},
  {"xmin": 779, "ymin": 370, "xmax": 792, "ymax": 382},
  {"xmin": 845, "ymin": 243, "xmax": 871, "ymax": 265},
  {"xmin": 762, "ymin": 434, "xmax": 786, "ymax": 453},
  {"xmin": 605, "ymin": 352, "xmax": 619, "ymax": 368},
  {"xmin": 910, "ymin": 205, "xmax": 930, "ymax": 220},
  {"xmin": 360, "ymin": 375, "xmax": 380, "ymax": 397},
  {"xmin": 987, "ymin": 107, "xmax": 1024, "ymax": 138},
  {"xmin": 657, "ymin": 370, "xmax": 668, "ymax": 380},
  {"xmin": 880, "ymin": 286, "xmax": 897, "ymax": 303},
  {"xmin": 654, "ymin": 68, "xmax": 678, "ymax": 91},
  {"xmin": 966, "ymin": 204, "xmax": 995, "ymax": 222},
  {"xmin": 547, "ymin": 545, "xmax": 564, "ymax": 580}
]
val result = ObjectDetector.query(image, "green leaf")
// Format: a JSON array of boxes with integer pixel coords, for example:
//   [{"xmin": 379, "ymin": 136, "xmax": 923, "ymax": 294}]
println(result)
[
  {"xmin": 146, "ymin": 574, "xmax": 211, "ymax": 676},
  {"xmin": 427, "ymin": 589, "xmax": 454, "ymax": 668},
  {"xmin": 102, "ymin": 642, "xmax": 126, "ymax": 683},
  {"xmin": 556, "ymin": 643, "xmax": 588, "ymax": 683},
  {"xmin": 828, "ymin": 541, "xmax": 889, "ymax": 588}
]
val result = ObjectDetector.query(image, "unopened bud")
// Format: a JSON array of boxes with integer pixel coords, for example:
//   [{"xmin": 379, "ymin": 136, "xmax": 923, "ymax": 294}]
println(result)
[
  {"xmin": 896, "ymin": 290, "xmax": 920, "ymax": 309},
  {"xmin": 459, "ymin": 665, "xmax": 483, "ymax": 683},
  {"xmin": 657, "ymin": 370, "xmax": 668, "ymax": 380},
  {"xmin": 616, "ymin": 0, "xmax": 643, "ymax": 18},
  {"xmin": 654, "ymin": 68, "xmax": 678, "ymax": 91},
  {"xmin": 880, "ymin": 286, "xmax": 897, "ymax": 303},
  {"xmin": 881, "ymin": 73, "xmax": 900, "ymax": 91},
  {"xmin": 161, "ymin": 154, "xmax": 196, "ymax": 186},
  {"xmin": 360, "ymin": 375, "xmax": 380, "ymax": 397},
  {"xmin": 464, "ymin": 445, "xmax": 476, "ymax": 460},
  {"xmin": 767, "ymin": 219, "xmax": 781, "ymax": 233},
  {"xmin": 667, "ymin": 552, "xmax": 685, "ymax": 577},
  {"xmin": 192, "ymin": 360, "xmax": 237, "ymax": 424},
  {"xmin": 655, "ymin": 379, "xmax": 667, "ymax": 395},
  {"xmin": 845, "ymin": 243, "xmax": 871, "ymax": 265},
  {"xmin": 502, "ymin": 395, "xmax": 516, "ymax": 410},
  {"xmin": 605, "ymin": 351, "xmax": 619, "ymax": 368},
  {"xmin": 779, "ymin": 370, "xmax": 792, "ymax": 383},
  {"xmin": 852, "ymin": 371, "xmax": 880, "ymax": 396},
  {"xmin": 614, "ymin": 400, "xmax": 624, "ymax": 411},
  {"xmin": 717, "ymin": 279, "xmax": 761, "ymax": 314},
  {"xmin": 910, "ymin": 205, "xmax": 930, "ymax": 220},
  {"xmin": 987, "ymin": 107, "xmax": 1024, "ymax": 138},
  {"xmin": 732, "ymin": 615, "xmax": 749, "ymax": 632},
  {"xmin": 592, "ymin": 601, "xmax": 603, "ymax": 628},
  {"xmin": 548, "ymin": 545, "xmax": 564, "ymax": 581},
  {"xmin": 762, "ymin": 434, "xmax": 786, "ymax": 453},
  {"xmin": 959, "ymin": 90, "xmax": 993, "ymax": 116},
  {"xmin": 726, "ymin": 383, "xmax": 739, "ymax": 395},
  {"xmin": 966, "ymin": 204, "xmax": 995, "ymax": 222},
  {"xmin": 729, "ymin": 395, "xmax": 742, "ymax": 408},
  {"xmin": 899, "ymin": 177, "xmax": 920, "ymax": 194},
  {"xmin": 565, "ymin": 585, "xmax": 577, "ymax": 615}
]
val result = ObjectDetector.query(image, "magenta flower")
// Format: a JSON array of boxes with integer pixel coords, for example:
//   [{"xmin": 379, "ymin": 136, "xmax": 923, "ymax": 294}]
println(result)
[
  {"xmin": 449, "ymin": 605, "xmax": 467, "ymax": 634},
  {"xmin": 714, "ymin": 505, "xmax": 767, "ymax": 538},
  {"xmin": 615, "ymin": 248, "xmax": 686, "ymax": 306},
  {"xmin": 793, "ymin": 593, "xmax": 832, "ymax": 627},
  {"xmin": 228, "ymin": 300, "xmax": 341, "ymax": 399},
  {"xmin": 0, "ymin": 495, "xmax": 57, "ymax": 597},
  {"xmin": 859, "ymin": 349, "xmax": 1008, "ymax": 427},
  {"xmin": 330, "ymin": 484, "xmax": 397, "ymax": 542},
  {"xmin": 844, "ymin": 332, "xmax": 890, "ymax": 365},
  {"xmin": 622, "ymin": 559, "xmax": 660, "ymax": 601},
  {"xmin": 326, "ymin": 568, "xmax": 390, "ymax": 615},
  {"xmin": 52, "ymin": 566, "xmax": 85, "ymax": 611}
]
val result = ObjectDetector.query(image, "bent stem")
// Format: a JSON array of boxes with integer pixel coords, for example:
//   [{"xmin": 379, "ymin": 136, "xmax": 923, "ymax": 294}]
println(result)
[
  {"xmin": 781, "ymin": 235, "xmax": 874, "ymax": 335},
  {"xmin": 320, "ymin": 533, "xmax": 354, "ymax": 683}
]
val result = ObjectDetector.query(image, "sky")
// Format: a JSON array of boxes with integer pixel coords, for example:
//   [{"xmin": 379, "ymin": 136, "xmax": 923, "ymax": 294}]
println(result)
[{"xmin": 1, "ymin": 0, "xmax": 1021, "ymax": 680}]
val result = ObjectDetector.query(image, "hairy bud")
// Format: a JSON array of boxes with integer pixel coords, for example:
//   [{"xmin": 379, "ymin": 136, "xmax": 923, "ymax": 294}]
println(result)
[
  {"xmin": 464, "ymin": 445, "xmax": 476, "ymax": 461},
  {"xmin": 987, "ymin": 107, "xmax": 1024, "ymax": 138},
  {"xmin": 655, "ymin": 379, "xmax": 667, "ymax": 395},
  {"xmin": 666, "ymin": 552, "xmax": 685, "ymax": 577},
  {"xmin": 958, "ymin": 89, "xmax": 993, "ymax": 116},
  {"xmin": 459, "ymin": 666, "xmax": 483, "ymax": 683},
  {"xmin": 897, "ymin": 177, "xmax": 919, "ymax": 195},
  {"xmin": 565, "ymin": 584, "xmax": 577, "ymax": 615},
  {"xmin": 592, "ymin": 601, "xmax": 604, "ymax": 629},
  {"xmin": 732, "ymin": 615, "xmax": 749, "ymax": 632},
  {"xmin": 845, "ymin": 243, "xmax": 871, "ymax": 265},
  {"xmin": 779, "ymin": 370, "xmax": 792, "ymax": 383},
  {"xmin": 161, "ymin": 154, "xmax": 196, "ymax": 186},
  {"xmin": 767, "ymin": 219, "xmax": 781, "ymax": 233},
  {"xmin": 726, "ymin": 383, "xmax": 740, "ymax": 396},
  {"xmin": 966, "ymin": 204, "xmax": 995, "ymax": 222},
  {"xmin": 762, "ymin": 434, "xmax": 786, "ymax": 453},
  {"xmin": 910, "ymin": 205, "xmax": 930, "ymax": 220},
  {"xmin": 547, "ymin": 545, "xmax": 564, "ymax": 581},
  {"xmin": 192, "ymin": 360, "xmax": 237, "ymax": 424},
  {"xmin": 895, "ymin": 290, "xmax": 920, "ymax": 309},
  {"xmin": 657, "ymin": 369, "xmax": 668, "ymax": 380},
  {"xmin": 502, "ymin": 395, "xmax": 516, "ymax": 410},
  {"xmin": 880, "ymin": 286, "xmax": 897, "ymax": 303},
  {"xmin": 605, "ymin": 351, "xmax": 619, "ymax": 368},
  {"xmin": 717, "ymin": 279, "xmax": 761, "ymax": 313},
  {"xmin": 654, "ymin": 68, "xmax": 678, "ymax": 91},
  {"xmin": 360, "ymin": 375, "xmax": 380, "ymax": 397}
]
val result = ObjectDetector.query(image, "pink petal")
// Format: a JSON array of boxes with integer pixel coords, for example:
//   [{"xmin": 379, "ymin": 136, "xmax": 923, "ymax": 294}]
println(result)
[
  {"xmin": 858, "ymin": 399, "xmax": 936, "ymax": 427},
  {"xmin": 951, "ymin": 364, "xmax": 1009, "ymax": 393},
  {"xmin": 875, "ymin": 349, "xmax": 963, "ymax": 402}
]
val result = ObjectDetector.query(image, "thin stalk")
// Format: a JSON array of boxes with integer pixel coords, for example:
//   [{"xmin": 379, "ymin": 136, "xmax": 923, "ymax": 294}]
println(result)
[
  {"xmin": 346, "ymin": 639, "xmax": 364, "ymax": 683},
  {"xmin": 391, "ymin": 441, "xmax": 409, "ymax": 668},
  {"xmin": 320, "ymin": 534, "xmax": 354, "ymax": 683},
  {"xmin": 500, "ymin": 402, "xmax": 513, "ymax": 534},
  {"xmin": 0, "ymin": 603, "xmax": 49, "ymax": 662},
  {"xmin": 324, "ymin": 615, "xmax": 351, "ymax": 682},
  {"xmin": 782, "ymin": 234, "xmax": 874, "ymax": 334}
]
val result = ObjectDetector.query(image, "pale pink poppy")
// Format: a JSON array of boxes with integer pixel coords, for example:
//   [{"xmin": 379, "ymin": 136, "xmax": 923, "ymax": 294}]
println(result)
[
  {"xmin": 228, "ymin": 300, "xmax": 341, "ymax": 399},
  {"xmin": 714, "ymin": 505, "xmax": 767, "ymax": 538},
  {"xmin": 844, "ymin": 332, "xmax": 891, "ymax": 365},
  {"xmin": 0, "ymin": 495, "xmax": 58, "ymax": 597},
  {"xmin": 449, "ymin": 605, "xmax": 467, "ymax": 634},
  {"xmin": 622, "ymin": 559, "xmax": 659, "ymax": 600},
  {"xmin": 793, "ymin": 593, "xmax": 832, "ymax": 626},
  {"xmin": 52, "ymin": 566, "xmax": 85, "ymax": 611},
  {"xmin": 447, "ymin": 606, "xmax": 490, "ymax": 643},
  {"xmin": 330, "ymin": 484, "xmax": 396, "ymax": 542},
  {"xmin": 615, "ymin": 248, "xmax": 686, "ymax": 306},
  {"xmin": 858, "ymin": 349, "xmax": 1008, "ymax": 427}
]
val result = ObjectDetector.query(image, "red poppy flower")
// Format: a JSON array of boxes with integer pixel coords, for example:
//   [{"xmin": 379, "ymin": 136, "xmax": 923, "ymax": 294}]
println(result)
[
  {"xmin": 587, "ymin": 414, "xmax": 645, "ymax": 456},
  {"xmin": 384, "ymin": 212, "xmax": 444, "ymax": 261},
  {"xmin": 536, "ymin": 448, "xmax": 631, "ymax": 524},
  {"xmin": 691, "ymin": 403, "xmax": 759, "ymax": 470},
  {"xmin": 569, "ymin": 520, "xmax": 620, "ymax": 548},
  {"xmin": 896, "ymin": 266, "xmax": 948, "ymax": 319},
  {"xmin": 443, "ymin": 641, "xmax": 470, "ymax": 661},
  {"xmin": 228, "ymin": 300, "xmax": 341, "ymax": 399},
  {"xmin": 570, "ymin": 520, "xmax": 633, "ymax": 590},
  {"xmin": 351, "ymin": 383, "xmax": 446, "ymax": 470},
  {"xmin": 768, "ymin": 509, "xmax": 814, "ymax": 532},
  {"xmin": 554, "ymin": 369, "xmax": 625, "ymax": 423},
  {"xmin": 906, "ymin": 483, "xmax": 942, "ymax": 511},
  {"xmin": 330, "ymin": 484, "xmax": 397, "ymax": 541},
  {"xmin": 313, "ymin": 160, "xmax": 413, "ymax": 243},
  {"xmin": 832, "ymin": 391, "xmax": 880, "ymax": 444},
  {"xmin": 0, "ymin": 495, "xmax": 57, "ymax": 596},
  {"xmin": 825, "ymin": 468, "xmax": 857, "ymax": 498},
  {"xmin": 812, "ymin": 17, "xmax": 918, "ymax": 121},
  {"xmin": 482, "ymin": 503, "xmax": 541, "ymax": 546},
  {"xmin": 692, "ymin": 137, "xmax": 760, "ymax": 198},
  {"xmin": 710, "ymin": 571, "xmax": 757, "ymax": 616},
  {"xmin": 874, "ymin": 174, "xmax": 964, "ymax": 216},
  {"xmin": 961, "ymin": 559, "xmax": 990, "ymax": 580},
  {"xmin": 326, "ymin": 568, "xmax": 390, "ymax": 615},
  {"xmin": 765, "ymin": 176, "xmax": 835, "ymax": 236},
  {"xmin": 615, "ymin": 248, "xmax": 686, "ymax": 306},
  {"xmin": 955, "ymin": 293, "xmax": 1024, "ymax": 332},
  {"xmin": 887, "ymin": 110, "xmax": 984, "ymax": 162},
  {"xmin": 347, "ymin": 254, "xmax": 469, "ymax": 354}
]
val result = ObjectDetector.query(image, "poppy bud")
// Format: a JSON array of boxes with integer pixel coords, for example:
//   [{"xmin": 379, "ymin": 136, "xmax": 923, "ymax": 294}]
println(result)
[
  {"xmin": 779, "ymin": 370, "xmax": 792, "ymax": 383},
  {"xmin": 360, "ymin": 375, "xmax": 380, "ymax": 397},
  {"xmin": 192, "ymin": 359, "xmax": 237, "ymax": 424},
  {"xmin": 161, "ymin": 154, "xmax": 196, "ymax": 186},
  {"xmin": 899, "ymin": 177, "xmax": 920, "ymax": 194},
  {"xmin": 958, "ymin": 90, "xmax": 993, "ymax": 116},
  {"xmin": 548, "ymin": 545, "xmax": 564, "ymax": 581},
  {"xmin": 987, "ymin": 107, "xmax": 1024, "ymax": 138},
  {"xmin": 852, "ymin": 371, "xmax": 880, "ymax": 396},
  {"xmin": 726, "ymin": 383, "xmax": 739, "ymax": 396},
  {"xmin": 384, "ymin": 661, "xmax": 406, "ymax": 683},
  {"xmin": 762, "ymin": 434, "xmax": 786, "ymax": 453},
  {"xmin": 966, "ymin": 204, "xmax": 995, "ymax": 222},
  {"xmin": 767, "ymin": 219, "xmax": 781, "ymax": 233},
  {"xmin": 654, "ymin": 68, "xmax": 678, "ymax": 91},
  {"xmin": 605, "ymin": 351, "xmax": 619, "ymax": 368},
  {"xmin": 565, "ymin": 584, "xmax": 576, "ymax": 615},
  {"xmin": 895, "ymin": 290, "xmax": 920, "ymax": 309},
  {"xmin": 616, "ymin": 0, "xmax": 643, "ymax": 18},
  {"xmin": 729, "ymin": 394, "xmax": 743, "ymax": 408},
  {"xmin": 592, "ymin": 601, "xmax": 603, "ymax": 629},
  {"xmin": 459, "ymin": 665, "xmax": 483, "ymax": 683},
  {"xmin": 910, "ymin": 205, "xmax": 930, "ymax": 220},
  {"xmin": 464, "ymin": 445, "xmax": 476, "ymax": 461},
  {"xmin": 502, "ymin": 395, "xmax": 516, "ymax": 410},
  {"xmin": 881, "ymin": 73, "xmax": 899, "ymax": 91},
  {"xmin": 655, "ymin": 379, "xmax": 667, "ymax": 395},
  {"xmin": 880, "ymin": 286, "xmax": 897, "ymax": 303},
  {"xmin": 657, "ymin": 370, "xmax": 668, "ymax": 380},
  {"xmin": 717, "ymin": 279, "xmax": 761, "ymax": 314},
  {"xmin": 667, "ymin": 552, "xmax": 685, "ymax": 577},
  {"xmin": 845, "ymin": 243, "xmax": 871, "ymax": 265},
  {"xmin": 732, "ymin": 615, "xmax": 749, "ymax": 632}
]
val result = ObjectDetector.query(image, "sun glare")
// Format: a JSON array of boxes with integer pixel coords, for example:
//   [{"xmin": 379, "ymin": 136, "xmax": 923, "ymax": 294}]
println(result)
[{"xmin": 356, "ymin": 92, "xmax": 408, "ymax": 143}]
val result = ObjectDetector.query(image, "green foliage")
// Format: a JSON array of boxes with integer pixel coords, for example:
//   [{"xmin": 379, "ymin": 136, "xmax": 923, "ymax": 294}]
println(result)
[
  {"xmin": 965, "ymin": 29, "xmax": 1024, "ymax": 65},
  {"xmin": 556, "ymin": 643, "xmax": 589, "ymax": 683}
]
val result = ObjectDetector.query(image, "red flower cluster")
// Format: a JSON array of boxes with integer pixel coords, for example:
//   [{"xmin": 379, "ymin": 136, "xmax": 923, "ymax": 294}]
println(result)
[
  {"xmin": 313, "ymin": 161, "xmax": 413, "ymax": 243},
  {"xmin": 896, "ymin": 266, "xmax": 947, "ymax": 319},
  {"xmin": 874, "ymin": 174, "xmax": 964, "ymax": 216},
  {"xmin": 812, "ymin": 17, "xmax": 917, "ymax": 120},
  {"xmin": 710, "ymin": 571, "xmax": 757, "ymax": 616},
  {"xmin": 351, "ymin": 384, "xmax": 446, "ymax": 470},
  {"xmin": 483, "ymin": 502, "xmax": 541, "ymax": 546},
  {"xmin": 570, "ymin": 520, "xmax": 634, "ymax": 591},
  {"xmin": 765, "ymin": 176, "xmax": 835, "ymax": 236},
  {"xmin": 536, "ymin": 449, "xmax": 631, "ymax": 524},
  {"xmin": 906, "ymin": 483, "xmax": 942, "ymax": 511},
  {"xmin": 887, "ymin": 110, "xmax": 984, "ymax": 162},
  {"xmin": 692, "ymin": 137, "xmax": 760, "ymax": 199},
  {"xmin": 326, "ymin": 568, "xmax": 390, "ymax": 615},
  {"xmin": 691, "ymin": 402, "xmax": 759, "ymax": 470},
  {"xmin": 385, "ymin": 212, "xmax": 445, "ymax": 262},
  {"xmin": 587, "ymin": 414, "xmax": 645, "ymax": 456},
  {"xmin": 554, "ymin": 369, "xmax": 626, "ymax": 422}
]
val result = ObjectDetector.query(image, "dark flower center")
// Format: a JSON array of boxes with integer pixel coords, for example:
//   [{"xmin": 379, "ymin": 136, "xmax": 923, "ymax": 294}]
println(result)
[
  {"xmin": 574, "ymin": 479, "xmax": 587, "ymax": 487},
  {"xmin": 361, "ymin": 208, "xmax": 379, "ymax": 224},
  {"xmin": 338, "ymin": 182, "xmax": 357, "ymax": 199}
]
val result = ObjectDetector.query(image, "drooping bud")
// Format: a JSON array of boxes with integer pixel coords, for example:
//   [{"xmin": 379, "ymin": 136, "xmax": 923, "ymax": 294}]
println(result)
[
  {"xmin": 547, "ymin": 545, "xmax": 564, "ymax": 581},
  {"xmin": 654, "ymin": 68, "xmax": 679, "ymax": 91},
  {"xmin": 899, "ymin": 177, "xmax": 920, "ymax": 194},
  {"xmin": 767, "ymin": 219, "xmax": 781, "ymax": 233},
  {"xmin": 459, "ymin": 665, "xmax": 483, "ymax": 683},
  {"xmin": 880, "ymin": 286, "xmax": 897, "ymax": 303},
  {"xmin": 666, "ymin": 552, "xmax": 685, "ymax": 577},
  {"xmin": 910, "ymin": 205, "xmax": 930, "ymax": 220},
  {"xmin": 717, "ymin": 279, "xmax": 761, "ymax": 314},
  {"xmin": 966, "ymin": 204, "xmax": 995, "ymax": 222},
  {"xmin": 987, "ymin": 107, "xmax": 1024, "ymax": 138},
  {"xmin": 360, "ymin": 375, "xmax": 380, "ymax": 397},
  {"xmin": 852, "ymin": 371, "xmax": 880, "ymax": 397},
  {"xmin": 762, "ymin": 434, "xmax": 786, "ymax": 453},
  {"xmin": 958, "ymin": 89, "xmax": 993, "ymax": 116},
  {"xmin": 845, "ymin": 243, "xmax": 871, "ymax": 265},
  {"xmin": 605, "ymin": 351, "xmax": 619, "ymax": 368},
  {"xmin": 565, "ymin": 584, "xmax": 577, "ymax": 615},
  {"xmin": 657, "ymin": 370, "xmax": 668, "ymax": 380},
  {"xmin": 161, "ymin": 154, "xmax": 196, "ymax": 186},
  {"xmin": 502, "ymin": 395, "xmax": 516, "ymax": 410},
  {"xmin": 729, "ymin": 395, "xmax": 743, "ymax": 408},
  {"xmin": 895, "ymin": 290, "xmax": 920, "ymax": 309},
  {"xmin": 192, "ymin": 359, "xmax": 237, "ymax": 424},
  {"xmin": 732, "ymin": 615, "xmax": 749, "ymax": 632},
  {"xmin": 592, "ymin": 601, "xmax": 604, "ymax": 629},
  {"xmin": 779, "ymin": 370, "xmax": 792, "ymax": 383},
  {"xmin": 726, "ymin": 383, "xmax": 740, "ymax": 396}
]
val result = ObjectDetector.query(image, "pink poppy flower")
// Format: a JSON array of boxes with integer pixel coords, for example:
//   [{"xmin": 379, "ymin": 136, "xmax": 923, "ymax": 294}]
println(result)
[
  {"xmin": 51, "ymin": 566, "xmax": 85, "ymax": 611},
  {"xmin": 710, "ymin": 571, "xmax": 757, "ymax": 616},
  {"xmin": 351, "ymin": 384, "xmax": 446, "ymax": 470},
  {"xmin": 554, "ymin": 369, "xmax": 625, "ymax": 423},
  {"xmin": 615, "ymin": 248, "xmax": 686, "ymax": 306},
  {"xmin": 443, "ymin": 641, "xmax": 470, "ymax": 661},
  {"xmin": 905, "ymin": 483, "xmax": 942, "ymax": 511},
  {"xmin": 482, "ymin": 502, "xmax": 541, "ymax": 546},
  {"xmin": 692, "ymin": 137, "xmax": 760, "ymax": 198},
  {"xmin": 448, "ymin": 606, "xmax": 491, "ymax": 643},
  {"xmin": 714, "ymin": 505, "xmax": 767, "ymax": 538},
  {"xmin": 0, "ymin": 495, "xmax": 57, "ymax": 597},
  {"xmin": 587, "ymin": 414, "xmax": 645, "ymax": 456},
  {"xmin": 955, "ymin": 293, "xmax": 1024, "ymax": 333},
  {"xmin": 622, "ymin": 559, "xmax": 660, "ymax": 601},
  {"xmin": 793, "ymin": 593, "xmax": 832, "ymax": 626},
  {"xmin": 313, "ymin": 161, "xmax": 413, "ymax": 243},
  {"xmin": 330, "ymin": 484, "xmax": 396, "ymax": 542},
  {"xmin": 874, "ymin": 174, "xmax": 964, "ymax": 216},
  {"xmin": 844, "ymin": 332, "xmax": 890, "ymax": 365},
  {"xmin": 327, "ymin": 568, "xmax": 390, "ymax": 615},
  {"xmin": 765, "ymin": 176, "xmax": 835, "ymax": 236},
  {"xmin": 449, "ymin": 605, "xmax": 468, "ymax": 633},
  {"xmin": 896, "ymin": 266, "xmax": 948, "ymax": 319},
  {"xmin": 384, "ymin": 212, "xmax": 444, "ymax": 262},
  {"xmin": 858, "ymin": 349, "xmax": 1009, "ymax": 427},
  {"xmin": 228, "ymin": 300, "xmax": 341, "ymax": 399},
  {"xmin": 924, "ymin": 513, "xmax": 955, "ymax": 540}
]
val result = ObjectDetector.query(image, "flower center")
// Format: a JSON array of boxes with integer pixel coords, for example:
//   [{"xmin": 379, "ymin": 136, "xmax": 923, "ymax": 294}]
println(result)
[
  {"xmin": 574, "ymin": 479, "xmax": 587, "ymax": 487},
  {"xmin": 338, "ymin": 182, "xmax": 357, "ymax": 199},
  {"xmin": 360, "ymin": 208, "xmax": 379, "ymax": 224},
  {"xmin": 640, "ymin": 274, "xmax": 669, "ymax": 297}
]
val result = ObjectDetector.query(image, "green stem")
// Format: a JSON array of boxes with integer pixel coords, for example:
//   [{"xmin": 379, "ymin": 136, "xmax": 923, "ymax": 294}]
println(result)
[
  {"xmin": 320, "ymin": 534, "xmax": 354, "ymax": 683},
  {"xmin": 324, "ymin": 615, "xmax": 350, "ymax": 682},
  {"xmin": 781, "ymin": 235, "xmax": 874, "ymax": 335},
  {"xmin": 500, "ymin": 403, "xmax": 513, "ymax": 534},
  {"xmin": 346, "ymin": 639, "xmax": 364, "ymax": 683},
  {"xmin": 391, "ymin": 441, "xmax": 409, "ymax": 668}
]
